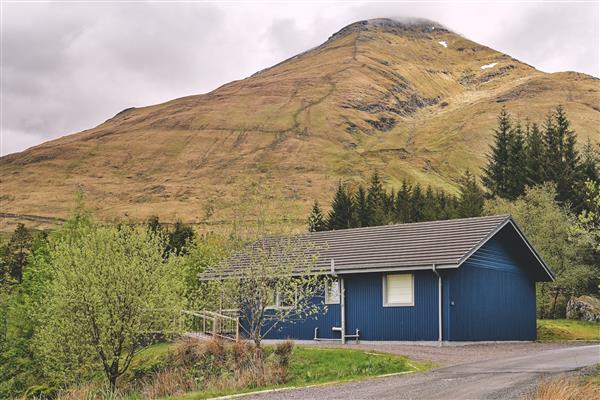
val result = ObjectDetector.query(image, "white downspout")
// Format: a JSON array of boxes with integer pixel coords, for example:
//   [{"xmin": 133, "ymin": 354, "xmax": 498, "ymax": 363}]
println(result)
[
  {"xmin": 340, "ymin": 276, "xmax": 346, "ymax": 344},
  {"xmin": 432, "ymin": 264, "xmax": 442, "ymax": 344}
]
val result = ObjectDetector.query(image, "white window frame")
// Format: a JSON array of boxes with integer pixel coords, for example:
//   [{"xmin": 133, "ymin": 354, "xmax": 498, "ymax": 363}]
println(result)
[
  {"xmin": 325, "ymin": 279, "xmax": 341, "ymax": 304},
  {"xmin": 382, "ymin": 273, "xmax": 414, "ymax": 307},
  {"xmin": 266, "ymin": 288, "xmax": 296, "ymax": 310}
]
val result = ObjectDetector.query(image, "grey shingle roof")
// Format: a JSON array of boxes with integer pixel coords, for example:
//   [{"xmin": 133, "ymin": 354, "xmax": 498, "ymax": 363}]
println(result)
[
  {"xmin": 206, "ymin": 215, "xmax": 528, "ymax": 278},
  {"xmin": 303, "ymin": 214, "xmax": 512, "ymax": 272}
]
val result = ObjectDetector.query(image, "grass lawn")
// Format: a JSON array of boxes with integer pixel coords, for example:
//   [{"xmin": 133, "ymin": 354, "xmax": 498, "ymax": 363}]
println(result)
[
  {"xmin": 161, "ymin": 345, "xmax": 433, "ymax": 400},
  {"xmin": 537, "ymin": 319, "xmax": 600, "ymax": 341},
  {"xmin": 125, "ymin": 342, "xmax": 173, "ymax": 382}
]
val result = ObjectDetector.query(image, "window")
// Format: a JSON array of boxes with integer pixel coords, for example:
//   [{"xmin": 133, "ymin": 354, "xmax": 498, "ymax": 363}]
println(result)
[
  {"xmin": 266, "ymin": 287, "xmax": 296, "ymax": 309},
  {"xmin": 325, "ymin": 279, "xmax": 340, "ymax": 304},
  {"xmin": 383, "ymin": 273, "xmax": 414, "ymax": 306},
  {"xmin": 276, "ymin": 290, "xmax": 296, "ymax": 309}
]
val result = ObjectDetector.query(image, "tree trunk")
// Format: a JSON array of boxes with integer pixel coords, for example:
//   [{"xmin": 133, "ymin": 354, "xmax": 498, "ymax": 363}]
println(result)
[
  {"xmin": 109, "ymin": 374, "xmax": 117, "ymax": 393},
  {"xmin": 550, "ymin": 289, "xmax": 560, "ymax": 319},
  {"xmin": 539, "ymin": 285, "xmax": 546, "ymax": 319}
]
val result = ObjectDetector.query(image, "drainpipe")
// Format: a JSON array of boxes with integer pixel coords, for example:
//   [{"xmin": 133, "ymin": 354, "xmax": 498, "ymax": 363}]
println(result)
[
  {"xmin": 340, "ymin": 276, "xmax": 346, "ymax": 344},
  {"xmin": 331, "ymin": 258, "xmax": 346, "ymax": 344},
  {"xmin": 432, "ymin": 264, "xmax": 442, "ymax": 344}
]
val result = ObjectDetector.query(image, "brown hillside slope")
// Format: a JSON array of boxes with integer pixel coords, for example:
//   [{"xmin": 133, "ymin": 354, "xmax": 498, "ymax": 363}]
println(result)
[{"xmin": 1, "ymin": 18, "xmax": 599, "ymax": 231}]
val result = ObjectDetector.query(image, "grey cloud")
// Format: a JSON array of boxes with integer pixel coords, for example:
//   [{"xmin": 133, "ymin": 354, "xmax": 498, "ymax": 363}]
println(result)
[{"xmin": 2, "ymin": 2, "xmax": 598, "ymax": 156}]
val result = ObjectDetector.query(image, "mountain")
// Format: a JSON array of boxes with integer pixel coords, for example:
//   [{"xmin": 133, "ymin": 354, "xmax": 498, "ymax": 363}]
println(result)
[{"xmin": 1, "ymin": 18, "xmax": 599, "ymax": 231}]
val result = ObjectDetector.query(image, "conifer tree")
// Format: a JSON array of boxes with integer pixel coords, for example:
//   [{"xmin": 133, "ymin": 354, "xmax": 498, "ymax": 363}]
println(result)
[
  {"xmin": 307, "ymin": 201, "xmax": 328, "ymax": 232},
  {"xmin": 410, "ymin": 184, "xmax": 425, "ymax": 222},
  {"xmin": 353, "ymin": 186, "xmax": 370, "ymax": 228},
  {"xmin": 422, "ymin": 185, "xmax": 438, "ymax": 221},
  {"xmin": 395, "ymin": 180, "xmax": 412, "ymax": 223},
  {"xmin": 543, "ymin": 111, "xmax": 560, "ymax": 184},
  {"xmin": 328, "ymin": 182, "xmax": 354, "ymax": 230},
  {"xmin": 384, "ymin": 189, "xmax": 396, "ymax": 219},
  {"xmin": 506, "ymin": 122, "xmax": 527, "ymax": 199},
  {"xmin": 555, "ymin": 106, "xmax": 581, "ymax": 206},
  {"xmin": 457, "ymin": 170, "xmax": 485, "ymax": 218},
  {"xmin": 167, "ymin": 221, "xmax": 195, "ymax": 256},
  {"xmin": 482, "ymin": 107, "xmax": 512, "ymax": 198},
  {"xmin": 580, "ymin": 138, "xmax": 599, "ymax": 184},
  {"xmin": 4, "ymin": 223, "xmax": 32, "ymax": 283},
  {"xmin": 436, "ymin": 191, "xmax": 449, "ymax": 220},
  {"xmin": 525, "ymin": 122, "xmax": 546, "ymax": 186},
  {"xmin": 367, "ymin": 172, "xmax": 387, "ymax": 226}
]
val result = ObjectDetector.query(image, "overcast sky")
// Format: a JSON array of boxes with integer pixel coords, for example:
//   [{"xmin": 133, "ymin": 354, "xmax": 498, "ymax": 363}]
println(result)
[{"xmin": 2, "ymin": 1, "xmax": 599, "ymax": 156}]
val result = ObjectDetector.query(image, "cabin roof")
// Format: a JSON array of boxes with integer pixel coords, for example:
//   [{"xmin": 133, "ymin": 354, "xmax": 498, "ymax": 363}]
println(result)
[{"xmin": 204, "ymin": 214, "xmax": 554, "ymax": 281}]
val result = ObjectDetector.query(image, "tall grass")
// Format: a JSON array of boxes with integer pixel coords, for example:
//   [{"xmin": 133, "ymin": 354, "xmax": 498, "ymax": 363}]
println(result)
[
  {"xmin": 138, "ymin": 338, "xmax": 294, "ymax": 399},
  {"xmin": 533, "ymin": 377, "xmax": 599, "ymax": 400}
]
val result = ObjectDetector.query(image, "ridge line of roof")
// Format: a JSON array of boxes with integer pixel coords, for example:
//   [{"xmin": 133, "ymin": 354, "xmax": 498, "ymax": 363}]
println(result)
[{"xmin": 305, "ymin": 214, "xmax": 511, "ymax": 236}]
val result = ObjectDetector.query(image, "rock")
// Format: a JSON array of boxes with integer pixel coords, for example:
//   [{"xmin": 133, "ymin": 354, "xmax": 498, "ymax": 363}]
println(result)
[
  {"xmin": 566, "ymin": 295, "xmax": 600, "ymax": 322},
  {"xmin": 366, "ymin": 117, "xmax": 396, "ymax": 131}
]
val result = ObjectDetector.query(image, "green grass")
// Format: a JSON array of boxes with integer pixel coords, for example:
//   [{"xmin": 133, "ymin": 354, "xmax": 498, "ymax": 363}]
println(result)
[
  {"xmin": 537, "ymin": 319, "xmax": 600, "ymax": 341},
  {"xmin": 159, "ymin": 344, "xmax": 432, "ymax": 400},
  {"xmin": 123, "ymin": 342, "xmax": 173, "ymax": 383},
  {"xmin": 588, "ymin": 364, "xmax": 600, "ymax": 385}
]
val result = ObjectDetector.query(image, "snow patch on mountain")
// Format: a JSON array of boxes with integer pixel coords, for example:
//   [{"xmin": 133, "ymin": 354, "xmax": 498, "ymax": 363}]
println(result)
[
  {"xmin": 481, "ymin": 62, "xmax": 498, "ymax": 70},
  {"xmin": 438, "ymin": 41, "xmax": 448, "ymax": 48}
]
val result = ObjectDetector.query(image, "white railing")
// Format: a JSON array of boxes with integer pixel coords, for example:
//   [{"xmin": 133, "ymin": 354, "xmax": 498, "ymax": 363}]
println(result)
[{"xmin": 182, "ymin": 309, "xmax": 240, "ymax": 341}]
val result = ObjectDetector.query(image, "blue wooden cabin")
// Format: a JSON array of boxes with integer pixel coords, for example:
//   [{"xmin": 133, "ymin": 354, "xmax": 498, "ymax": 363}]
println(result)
[{"xmin": 223, "ymin": 215, "xmax": 554, "ymax": 342}]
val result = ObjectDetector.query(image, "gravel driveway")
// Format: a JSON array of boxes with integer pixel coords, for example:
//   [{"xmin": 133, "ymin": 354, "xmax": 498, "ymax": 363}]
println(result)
[{"xmin": 244, "ymin": 342, "xmax": 599, "ymax": 400}]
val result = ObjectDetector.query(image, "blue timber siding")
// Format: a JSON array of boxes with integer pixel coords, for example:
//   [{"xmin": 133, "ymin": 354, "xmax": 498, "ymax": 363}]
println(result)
[
  {"xmin": 443, "ymin": 232, "xmax": 537, "ymax": 341},
  {"xmin": 345, "ymin": 271, "xmax": 438, "ymax": 341},
  {"xmin": 261, "ymin": 271, "xmax": 439, "ymax": 341},
  {"xmin": 248, "ymin": 297, "xmax": 341, "ymax": 340}
]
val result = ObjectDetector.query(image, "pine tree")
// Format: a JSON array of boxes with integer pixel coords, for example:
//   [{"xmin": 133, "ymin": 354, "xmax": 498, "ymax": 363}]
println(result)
[
  {"xmin": 384, "ymin": 189, "xmax": 396, "ymax": 219},
  {"xmin": 580, "ymin": 138, "xmax": 599, "ymax": 183},
  {"xmin": 167, "ymin": 221, "xmax": 195, "ymax": 256},
  {"xmin": 395, "ymin": 180, "xmax": 412, "ymax": 223},
  {"xmin": 525, "ymin": 122, "xmax": 546, "ymax": 186},
  {"xmin": 367, "ymin": 171, "xmax": 387, "ymax": 226},
  {"xmin": 5, "ymin": 223, "xmax": 32, "ymax": 283},
  {"xmin": 422, "ymin": 185, "xmax": 438, "ymax": 221},
  {"xmin": 556, "ymin": 106, "xmax": 582, "ymax": 206},
  {"xmin": 457, "ymin": 170, "xmax": 485, "ymax": 218},
  {"xmin": 328, "ymin": 182, "xmax": 354, "ymax": 230},
  {"xmin": 482, "ymin": 107, "xmax": 512, "ymax": 198},
  {"xmin": 543, "ymin": 111, "xmax": 560, "ymax": 184},
  {"xmin": 506, "ymin": 122, "xmax": 527, "ymax": 199},
  {"xmin": 353, "ymin": 186, "xmax": 370, "ymax": 227},
  {"xmin": 308, "ymin": 201, "xmax": 328, "ymax": 232},
  {"xmin": 410, "ymin": 184, "xmax": 425, "ymax": 222}
]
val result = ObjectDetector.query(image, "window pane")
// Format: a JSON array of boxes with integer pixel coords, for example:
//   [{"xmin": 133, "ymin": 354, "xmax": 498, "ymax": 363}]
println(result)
[
  {"xmin": 326, "ymin": 279, "xmax": 340, "ymax": 304},
  {"xmin": 386, "ymin": 274, "xmax": 413, "ymax": 305},
  {"xmin": 278, "ymin": 290, "xmax": 295, "ymax": 307}
]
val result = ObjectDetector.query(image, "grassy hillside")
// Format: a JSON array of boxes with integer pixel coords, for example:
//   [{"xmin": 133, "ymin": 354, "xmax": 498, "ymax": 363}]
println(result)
[
  {"xmin": 537, "ymin": 319, "xmax": 600, "ymax": 341},
  {"xmin": 1, "ymin": 18, "xmax": 598, "ymax": 232}
]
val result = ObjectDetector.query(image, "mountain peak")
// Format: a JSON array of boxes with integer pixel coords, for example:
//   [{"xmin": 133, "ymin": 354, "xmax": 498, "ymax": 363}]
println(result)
[{"xmin": 329, "ymin": 17, "xmax": 450, "ymax": 41}]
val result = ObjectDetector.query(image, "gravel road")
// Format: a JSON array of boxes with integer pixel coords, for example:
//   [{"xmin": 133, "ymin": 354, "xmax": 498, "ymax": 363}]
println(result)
[{"xmin": 244, "ymin": 343, "xmax": 600, "ymax": 400}]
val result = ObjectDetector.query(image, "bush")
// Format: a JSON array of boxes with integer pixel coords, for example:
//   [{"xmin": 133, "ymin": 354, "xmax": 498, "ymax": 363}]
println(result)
[
  {"xmin": 159, "ymin": 338, "xmax": 294, "ymax": 393},
  {"xmin": 273, "ymin": 340, "xmax": 294, "ymax": 369}
]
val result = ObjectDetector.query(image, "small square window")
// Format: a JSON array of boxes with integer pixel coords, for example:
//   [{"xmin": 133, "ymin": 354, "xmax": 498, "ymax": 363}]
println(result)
[
  {"xmin": 383, "ymin": 273, "xmax": 414, "ymax": 307},
  {"xmin": 325, "ymin": 279, "xmax": 340, "ymax": 304}
]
